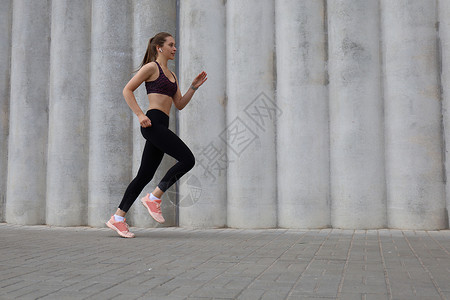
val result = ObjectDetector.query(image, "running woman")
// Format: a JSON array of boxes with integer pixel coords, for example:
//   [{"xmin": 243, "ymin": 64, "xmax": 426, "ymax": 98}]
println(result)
[{"xmin": 106, "ymin": 32, "xmax": 207, "ymax": 238}]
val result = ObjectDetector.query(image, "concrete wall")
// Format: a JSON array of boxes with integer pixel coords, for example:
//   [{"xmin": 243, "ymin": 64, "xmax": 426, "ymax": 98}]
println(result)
[
  {"xmin": 6, "ymin": 0, "xmax": 51, "ymax": 225},
  {"xmin": 0, "ymin": 0, "xmax": 12, "ymax": 222},
  {"xmin": 46, "ymin": 0, "xmax": 91, "ymax": 226},
  {"xmin": 276, "ymin": 0, "xmax": 330, "ymax": 228},
  {"xmin": 226, "ymin": 0, "xmax": 277, "ymax": 228},
  {"xmin": 1, "ymin": 0, "xmax": 449, "ymax": 229},
  {"xmin": 441, "ymin": 0, "xmax": 450, "ymax": 229},
  {"xmin": 382, "ymin": 0, "xmax": 446, "ymax": 229},
  {"xmin": 179, "ymin": 0, "xmax": 227, "ymax": 227},
  {"xmin": 328, "ymin": 1, "xmax": 386, "ymax": 229}
]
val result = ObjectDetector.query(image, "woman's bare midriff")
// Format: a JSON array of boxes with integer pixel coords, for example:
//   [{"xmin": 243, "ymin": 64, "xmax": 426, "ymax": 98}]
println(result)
[{"xmin": 147, "ymin": 93, "xmax": 173, "ymax": 116}]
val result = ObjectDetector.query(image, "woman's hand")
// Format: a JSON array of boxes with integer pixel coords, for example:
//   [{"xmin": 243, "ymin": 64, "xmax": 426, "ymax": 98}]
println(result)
[
  {"xmin": 191, "ymin": 71, "xmax": 208, "ymax": 90},
  {"xmin": 138, "ymin": 114, "xmax": 152, "ymax": 128}
]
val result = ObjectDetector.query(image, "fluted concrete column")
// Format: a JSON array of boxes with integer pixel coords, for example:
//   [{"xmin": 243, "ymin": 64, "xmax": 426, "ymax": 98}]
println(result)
[
  {"xmin": 46, "ymin": 0, "xmax": 90, "ymax": 226},
  {"xmin": 0, "ymin": 0, "xmax": 12, "ymax": 222},
  {"xmin": 227, "ymin": 0, "xmax": 276, "ymax": 228},
  {"xmin": 128, "ymin": 0, "xmax": 177, "ymax": 227},
  {"xmin": 382, "ymin": 0, "xmax": 446, "ymax": 229},
  {"xmin": 179, "ymin": 0, "xmax": 227, "ymax": 228},
  {"xmin": 89, "ymin": 0, "xmax": 133, "ymax": 227},
  {"xmin": 328, "ymin": 1, "xmax": 386, "ymax": 229},
  {"xmin": 6, "ymin": 0, "xmax": 51, "ymax": 225},
  {"xmin": 440, "ymin": 0, "xmax": 450, "ymax": 228},
  {"xmin": 276, "ymin": 0, "xmax": 329, "ymax": 228}
]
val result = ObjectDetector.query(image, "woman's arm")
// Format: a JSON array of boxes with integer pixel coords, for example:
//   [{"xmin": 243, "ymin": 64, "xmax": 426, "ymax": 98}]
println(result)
[
  {"xmin": 123, "ymin": 63, "xmax": 156, "ymax": 127},
  {"xmin": 172, "ymin": 71, "xmax": 208, "ymax": 110}
]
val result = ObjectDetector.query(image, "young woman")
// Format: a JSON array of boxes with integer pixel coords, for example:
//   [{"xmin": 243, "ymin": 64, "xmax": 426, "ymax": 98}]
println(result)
[{"xmin": 106, "ymin": 32, "xmax": 207, "ymax": 238}]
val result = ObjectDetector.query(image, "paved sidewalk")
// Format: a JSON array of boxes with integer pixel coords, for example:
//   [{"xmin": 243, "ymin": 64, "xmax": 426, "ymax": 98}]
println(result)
[{"xmin": 1, "ymin": 224, "xmax": 450, "ymax": 300}]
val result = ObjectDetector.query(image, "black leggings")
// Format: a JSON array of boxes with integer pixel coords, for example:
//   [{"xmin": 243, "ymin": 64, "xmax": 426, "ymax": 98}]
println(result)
[{"xmin": 118, "ymin": 109, "xmax": 195, "ymax": 212}]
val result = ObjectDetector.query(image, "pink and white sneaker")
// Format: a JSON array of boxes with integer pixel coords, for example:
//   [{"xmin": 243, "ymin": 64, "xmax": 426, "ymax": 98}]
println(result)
[
  {"xmin": 106, "ymin": 216, "xmax": 135, "ymax": 238},
  {"xmin": 141, "ymin": 194, "xmax": 165, "ymax": 223}
]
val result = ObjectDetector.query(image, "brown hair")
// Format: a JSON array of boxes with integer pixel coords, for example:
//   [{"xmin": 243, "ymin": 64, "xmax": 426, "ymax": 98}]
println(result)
[{"xmin": 137, "ymin": 32, "xmax": 173, "ymax": 70}]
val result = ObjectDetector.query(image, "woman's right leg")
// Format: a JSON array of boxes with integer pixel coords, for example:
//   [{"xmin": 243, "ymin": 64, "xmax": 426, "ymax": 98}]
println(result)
[{"xmin": 138, "ymin": 117, "xmax": 195, "ymax": 223}]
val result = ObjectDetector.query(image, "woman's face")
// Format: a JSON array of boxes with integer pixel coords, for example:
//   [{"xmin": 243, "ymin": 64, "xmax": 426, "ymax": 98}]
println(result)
[{"xmin": 160, "ymin": 36, "xmax": 176, "ymax": 60}]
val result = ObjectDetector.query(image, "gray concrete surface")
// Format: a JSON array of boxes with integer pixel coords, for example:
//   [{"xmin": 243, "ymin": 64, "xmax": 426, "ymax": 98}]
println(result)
[
  {"xmin": 226, "ymin": 0, "xmax": 277, "ymax": 229},
  {"xmin": 46, "ymin": 0, "xmax": 90, "ymax": 227},
  {"xmin": 328, "ymin": 0, "xmax": 385, "ymax": 229},
  {"xmin": 0, "ymin": 0, "xmax": 12, "ymax": 223},
  {"xmin": 1, "ymin": 223, "xmax": 450, "ymax": 299},
  {"xmin": 275, "ymin": 0, "xmax": 330, "ymax": 229},
  {"xmin": 440, "ymin": 0, "xmax": 450, "ymax": 228},
  {"xmin": 382, "ymin": 0, "xmax": 446, "ymax": 230},
  {"xmin": 178, "ymin": 0, "xmax": 227, "ymax": 228},
  {"xmin": 3, "ymin": 0, "xmax": 450, "ymax": 230},
  {"xmin": 6, "ymin": 0, "xmax": 50, "ymax": 225}
]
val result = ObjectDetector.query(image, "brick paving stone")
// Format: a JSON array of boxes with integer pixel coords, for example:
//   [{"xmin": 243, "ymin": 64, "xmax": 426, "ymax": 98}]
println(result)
[
  {"xmin": 33, "ymin": 291, "xmax": 96, "ymax": 300},
  {"xmin": 236, "ymin": 288, "xmax": 265, "ymax": 300},
  {"xmin": 365, "ymin": 294, "xmax": 389, "ymax": 300},
  {"xmin": 190, "ymin": 287, "xmax": 242, "ymax": 298}
]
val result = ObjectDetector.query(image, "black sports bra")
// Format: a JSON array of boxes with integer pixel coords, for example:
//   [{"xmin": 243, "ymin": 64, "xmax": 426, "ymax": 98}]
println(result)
[{"xmin": 145, "ymin": 61, "xmax": 178, "ymax": 97}]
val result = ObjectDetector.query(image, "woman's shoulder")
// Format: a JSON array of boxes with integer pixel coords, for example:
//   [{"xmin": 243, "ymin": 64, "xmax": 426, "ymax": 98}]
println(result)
[
  {"xmin": 139, "ymin": 62, "xmax": 158, "ymax": 81},
  {"xmin": 142, "ymin": 61, "xmax": 158, "ymax": 71}
]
